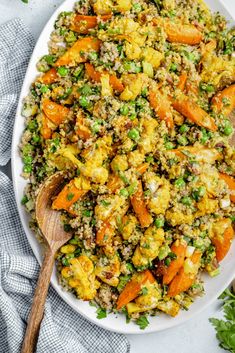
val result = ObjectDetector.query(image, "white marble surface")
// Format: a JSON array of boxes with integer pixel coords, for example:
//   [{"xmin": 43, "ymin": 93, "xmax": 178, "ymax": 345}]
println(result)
[{"xmin": 0, "ymin": 0, "xmax": 234, "ymax": 352}]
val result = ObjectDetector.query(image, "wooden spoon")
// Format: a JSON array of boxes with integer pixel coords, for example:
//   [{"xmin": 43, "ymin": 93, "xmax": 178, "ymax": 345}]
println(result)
[{"xmin": 21, "ymin": 172, "xmax": 72, "ymax": 353}]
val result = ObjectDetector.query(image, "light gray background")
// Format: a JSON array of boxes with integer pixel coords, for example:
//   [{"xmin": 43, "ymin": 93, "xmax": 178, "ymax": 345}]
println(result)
[{"xmin": 0, "ymin": 0, "xmax": 234, "ymax": 352}]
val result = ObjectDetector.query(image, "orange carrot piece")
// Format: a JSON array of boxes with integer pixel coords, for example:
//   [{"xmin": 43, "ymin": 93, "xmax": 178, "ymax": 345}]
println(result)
[
  {"xmin": 171, "ymin": 146, "xmax": 221, "ymax": 164},
  {"xmin": 172, "ymin": 96, "xmax": 217, "ymax": 132},
  {"xmin": 42, "ymin": 98, "xmax": 70, "ymax": 126},
  {"xmin": 131, "ymin": 181, "xmax": 153, "ymax": 228},
  {"xmin": 153, "ymin": 19, "xmax": 202, "ymax": 45},
  {"xmin": 52, "ymin": 179, "xmax": 88, "ymax": 211},
  {"xmin": 219, "ymin": 173, "xmax": 235, "ymax": 203},
  {"xmin": 39, "ymin": 68, "xmax": 58, "ymax": 85},
  {"xmin": 116, "ymin": 270, "xmax": 155, "ymax": 310},
  {"xmin": 70, "ymin": 14, "xmax": 112, "ymax": 33},
  {"xmin": 75, "ymin": 116, "xmax": 91, "ymax": 140},
  {"xmin": 107, "ymin": 174, "xmax": 122, "ymax": 193},
  {"xmin": 177, "ymin": 72, "xmax": 188, "ymax": 91},
  {"xmin": 85, "ymin": 63, "xmax": 124, "ymax": 92},
  {"xmin": 149, "ymin": 90, "xmax": 174, "ymax": 129},
  {"xmin": 167, "ymin": 251, "xmax": 201, "ymax": 297},
  {"xmin": 136, "ymin": 163, "xmax": 149, "ymax": 175},
  {"xmin": 163, "ymin": 242, "xmax": 187, "ymax": 285},
  {"xmin": 40, "ymin": 113, "xmax": 52, "ymax": 140},
  {"xmin": 211, "ymin": 219, "xmax": 234, "ymax": 262},
  {"xmin": 96, "ymin": 221, "xmax": 114, "ymax": 245},
  {"xmin": 55, "ymin": 37, "xmax": 101, "ymax": 67},
  {"xmin": 211, "ymin": 84, "xmax": 235, "ymax": 116}
]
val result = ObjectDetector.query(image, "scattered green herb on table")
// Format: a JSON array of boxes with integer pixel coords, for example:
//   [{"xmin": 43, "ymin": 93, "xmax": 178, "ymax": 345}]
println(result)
[{"xmin": 210, "ymin": 288, "xmax": 235, "ymax": 353}]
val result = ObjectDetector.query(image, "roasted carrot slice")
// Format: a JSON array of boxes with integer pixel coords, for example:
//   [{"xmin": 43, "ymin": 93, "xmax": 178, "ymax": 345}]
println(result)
[
  {"xmin": 163, "ymin": 241, "xmax": 187, "ymax": 285},
  {"xmin": 70, "ymin": 14, "xmax": 112, "ymax": 33},
  {"xmin": 52, "ymin": 179, "xmax": 88, "ymax": 211},
  {"xmin": 167, "ymin": 251, "xmax": 201, "ymax": 297},
  {"xmin": 171, "ymin": 146, "xmax": 222, "ymax": 164},
  {"xmin": 131, "ymin": 181, "xmax": 153, "ymax": 228},
  {"xmin": 107, "ymin": 174, "xmax": 122, "ymax": 193},
  {"xmin": 96, "ymin": 221, "xmax": 114, "ymax": 245},
  {"xmin": 177, "ymin": 72, "xmax": 188, "ymax": 91},
  {"xmin": 85, "ymin": 63, "xmax": 124, "ymax": 92},
  {"xmin": 211, "ymin": 84, "xmax": 235, "ymax": 116},
  {"xmin": 42, "ymin": 99, "xmax": 70, "ymax": 126},
  {"xmin": 136, "ymin": 163, "xmax": 149, "ymax": 175},
  {"xmin": 39, "ymin": 68, "xmax": 58, "ymax": 85},
  {"xmin": 211, "ymin": 219, "xmax": 234, "ymax": 262},
  {"xmin": 172, "ymin": 96, "xmax": 217, "ymax": 132},
  {"xmin": 149, "ymin": 90, "xmax": 174, "ymax": 129},
  {"xmin": 116, "ymin": 270, "xmax": 155, "ymax": 310},
  {"xmin": 153, "ymin": 18, "xmax": 202, "ymax": 45},
  {"xmin": 40, "ymin": 113, "xmax": 52, "ymax": 140},
  {"xmin": 55, "ymin": 37, "xmax": 101, "ymax": 67},
  {"xmin": 75, "ymin": 115, "xmax": 91, "ymax": 140},
  {"xmin": 219, "ymin": 173, "xmax": 235, "ymax": 203}
]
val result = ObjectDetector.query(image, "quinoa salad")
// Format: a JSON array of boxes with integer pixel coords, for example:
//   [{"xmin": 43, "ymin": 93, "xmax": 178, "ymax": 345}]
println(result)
[{"xmin": 20, "ymin": 0, "xmax": 235, "ymax": 329}]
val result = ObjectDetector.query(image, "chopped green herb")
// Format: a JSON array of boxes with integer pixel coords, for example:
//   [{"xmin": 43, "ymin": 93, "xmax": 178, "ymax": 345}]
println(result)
[
  {"xmin": 136, "ymin": 315, "xmax": 149, "ymax": 330},
  {"xmin": 96, "ymin": 308, "xmax": 107, "ymax": 319},
  {"xmin": 66, "ymin": 193, "xmax": 74, "ymax": 201}
]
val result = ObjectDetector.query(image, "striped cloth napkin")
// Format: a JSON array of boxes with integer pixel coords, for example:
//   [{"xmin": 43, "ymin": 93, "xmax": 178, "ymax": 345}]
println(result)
[{"xmin": 0, "ymin": 18, "xmax": 130, "ymax": 353}]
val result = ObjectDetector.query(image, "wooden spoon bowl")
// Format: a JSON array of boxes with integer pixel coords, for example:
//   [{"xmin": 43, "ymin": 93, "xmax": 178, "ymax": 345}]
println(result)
[{"xmin": 21, "ymin": 172, "xmax": 72, "ymax": 353}]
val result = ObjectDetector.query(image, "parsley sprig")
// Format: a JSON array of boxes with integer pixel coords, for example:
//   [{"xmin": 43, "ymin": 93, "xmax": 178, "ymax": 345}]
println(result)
[
  {"xmin": 210, "ymin": 288, "xmax": 235, "ymax": 353},
  {"xmin": 136, "ymin": 315, "xmax": 149, "ymax": 330}
]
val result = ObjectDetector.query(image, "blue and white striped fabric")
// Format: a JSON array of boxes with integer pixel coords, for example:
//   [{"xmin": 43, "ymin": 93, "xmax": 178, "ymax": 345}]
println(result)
[{"xmin": 0, "ymin": 18, "xmax": 130, "ymax": 353}]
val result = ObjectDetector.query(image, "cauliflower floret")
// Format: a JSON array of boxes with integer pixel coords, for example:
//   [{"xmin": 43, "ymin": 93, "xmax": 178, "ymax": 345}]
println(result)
[
  {"xmin": 120, "ymin": 74, "xmax": 148, "ymax": 101},
  {"xmin": 95, "ymin": 194, "xmax": 129, "ymax": 221},
  {"xmin": 95, "ymin": 255, "xmax": 121, "ymax": 287},
  {"xmin": 144, "ymin": 173, "xmax": 171, "ymax": 215},
  {"xmin": 128, "ymin": 150, "xmax": 145, "ymax": 167},
  {"xmin": 139, "ymin": 117, "xmax": 158, "ymax": 155},
  {"xmin": 196, "ymin": 195, "xmax": 219, "ymax": 217},
  {"xmin": 61, "ymin": 256, "xmax": 98, "ymax": 300},
  {"xmin": 132, "ymin": 227, "xmax": 165, "ymax": 267},
  {"xmin": 125, "ymin": 42, "xmax": 142, "ymax": 60},
  {"xmin": 121, "ymin": 214, "xmax": 139, "ymax": 240},
  {"xmin": 111, "ymin": 154, "xmax": 128, "ymax": 172},
  {"xmin": 142, "ymin": 47, "xmax": 164, "ymax": 69},
  {"xmin": 165, "ymin": 210, "xmax": 194, "ymax": 226},
  {"xmin": 93, "ymin": 0, "xmax": 113, "ymax": 14},
  {"xmin": 127, "ymin": 282, "xmax": 161, "ymax": 314}
]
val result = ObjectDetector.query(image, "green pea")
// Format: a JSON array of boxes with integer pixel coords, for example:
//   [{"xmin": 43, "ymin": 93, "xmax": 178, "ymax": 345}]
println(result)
[
  {"xmin": 83, "ymin": 210, "xmax": 91, "ymax": 217},
  {"xmin": 23, "ymin": 165, "xmax": 32, "ymax": 173},
  {"xmin": 128, "ymin": 128, "xmax": 140, "ymax": 141},
  {"xmin": 177, "ymin": 135, "xmax": 188, "ymax": 146},
  {"xmin": 92, "ymin": 121, "xmax": 101, "ymax": 133},
  {"xmin": 21, "ymin": 195, "xmax": 29, "ymax": 205},
  {"xmin": 165, "ymin": 142, "xmax": 175, "ymax": 150},
  {"xmin": 79, "ymin": 84, "xmax": 92, "ymax": 96},
  {"xmin": 79, "ymin": 96, "xmax": 90, "ymax": 108},
  {"xmin": 57, "ymin": 66, "xmax": 69, "ymax": 77},
  {"xmin": 22, "ymin": 144, "xmax": 34, "ymax": 156},
  {"xmin": 23, "ymin": 155, "xmax": 33, "ymax": 164},
  {"xmin": 28, "ymin": 120, "xmax": 38, "ymax": 132},
  {"xmin": 119, "ymin": 188, "xmax": 129, "ymax": 197},
  {"xmin": 40, "ymin": 85, "xmax": 49, "ymax": 94},
  {"xmin": 200, "ymin": 128, "xmax": 209, "ymax": 144},
  {"xmin": 89, "ymin": 52, "xmax": 98, "ymax": 61},
  {"xmin": 65, "ymin": 31, "xmax": 77, "ymax": 43},
  {"xmin": 154, "ymin": 218, "xmax": 165, "ymax": 228},
  {"xmin": 170, "ymin": 63, "xmax": 178, "ymax": 72},
  {"xmin": 223, "ymin": 121, "xmax": 233, "ymax": 136},
  {"xmin": 141, "ymin": 87, "xmax": 148, "ymax": 97},
  {"xmin": 43, "ymin": 55, "xmax": 56, "ymax": 65},
  {"xmin": 179, "ymin": 124, "xmax": 189, "ymax": 133},
  {"xmin": 133, "ymin": 3, "xmax": 142, "ymax": 12},
  {"xmin": 174, "ymin": 177, "xmax": 185, "ymax": 188},
  {"xmin": 181, "ymin": 196, "xmax": 192, "ymax": 206},
  {"xmin": 192, "ymin": 186, "xmax": 206, "ymax": 201},
  {"xmin": 129, "ymin": 114, "xmax": 137, "ymax": 121},
  {"xmin": 120, "ymin": 104, "xmax": 129, "ymax": 116},
  {"xmin": 123, "ymin": 61, "xmax": 141, "ymax": 73}
]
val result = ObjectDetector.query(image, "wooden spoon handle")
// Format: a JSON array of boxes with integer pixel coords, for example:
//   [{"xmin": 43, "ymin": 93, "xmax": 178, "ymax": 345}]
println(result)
[{"xmin": 21, "ymin": 248, "xmax": 55, "ymax": 353}]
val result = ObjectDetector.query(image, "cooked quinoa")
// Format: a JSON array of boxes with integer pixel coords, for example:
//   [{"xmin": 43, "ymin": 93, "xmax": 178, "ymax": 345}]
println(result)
[{"xmin": 20, "ymin": 0, "xmax": 235, "ymax": 329}]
